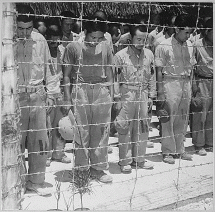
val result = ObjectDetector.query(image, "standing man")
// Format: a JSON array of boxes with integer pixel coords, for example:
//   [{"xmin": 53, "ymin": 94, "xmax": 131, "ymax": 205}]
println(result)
[
  {"xmin": 45, "ymin": 22, "xmax": 71, "ymax": 166},
  {"xmin": 191, "ymin": 17, "xmax": 213, "ymax": 155},
  {"xmin": 114, "ymin": 24, "xmax": 156, "ymax": 173},
  {"xmin": 15, "ymin": 4, "xmax": 54, "ymax": 195},
  {"xmin": 58, "ymin": 11, "xmax": 79, "ymax": 61},
  {"xmin": 155, "ymin": 14, "xmax": 196, "ymax": 164},
  {"xmin": 62, "ymin": 16, "xmax": 114, "ymax": 183},
  {"xmin": 153, "ymin": 13, "xmax": 176, "ymax": 51}
]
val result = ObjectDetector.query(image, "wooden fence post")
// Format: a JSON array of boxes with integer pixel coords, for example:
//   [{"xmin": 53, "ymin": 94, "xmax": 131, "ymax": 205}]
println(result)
[{"xmin": 1, "ymin": 2, "xmax": 22, "ymax": 210}]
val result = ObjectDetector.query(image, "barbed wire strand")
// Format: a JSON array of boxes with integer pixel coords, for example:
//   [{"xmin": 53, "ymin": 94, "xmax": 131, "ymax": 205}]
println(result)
[{"xmin": 2, "ymin": 2, "xmax": 213, "ymax": 210}]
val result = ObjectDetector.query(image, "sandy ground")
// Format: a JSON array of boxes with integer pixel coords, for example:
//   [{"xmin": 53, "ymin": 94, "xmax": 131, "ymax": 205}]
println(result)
[{"xmin": 21, "ymin": 107, "xmax": 213, "ymax": 211}]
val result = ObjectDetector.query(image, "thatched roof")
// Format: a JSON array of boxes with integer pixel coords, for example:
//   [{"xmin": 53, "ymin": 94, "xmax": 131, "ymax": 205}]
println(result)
[{"xmin": 21, "ymin": 2, "xmax": 212, "ymax": 21}]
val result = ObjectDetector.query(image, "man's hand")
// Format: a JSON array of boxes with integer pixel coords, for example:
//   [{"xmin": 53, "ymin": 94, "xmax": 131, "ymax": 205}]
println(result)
[
  {"xmin": 61, "ymin": 100, "xmax": 72, "ymax": 116},
  {"xmin": 192, "ymin": 83, "xmax": 200, "ymax": 97},
  {"xmin": 46, "ymin": 97, "xmax": 54, "ymax": 114},
  {"xmin": 148, "ymin": 98, "xmax": 153, "ymax": 112},
  {"xmin": 112, "ymin": 97, "xmax": 121, "ymax": 111},
  {"xmin": 157, "ymin": 93, "xmax": 166, "ymax": 107}
]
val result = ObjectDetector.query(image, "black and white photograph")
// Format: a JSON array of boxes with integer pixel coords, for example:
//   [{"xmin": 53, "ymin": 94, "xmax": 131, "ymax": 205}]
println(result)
[{"xmin": 1, "ymin": 0, "xmax": 213, "ymax": 210}]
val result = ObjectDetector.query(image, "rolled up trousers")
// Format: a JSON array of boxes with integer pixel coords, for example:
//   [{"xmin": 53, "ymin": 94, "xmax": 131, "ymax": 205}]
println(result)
[
  {"xmin": 115, "ymin": 86, "xmax": 149, "ymax": 166},
  {"xmin": 161, "ymin": 76, "xmax": 191, "ymax": 154},
  {"xmin": 72, "ymin": 84, "xmax": 111, "ymax": 170},
  {"xmin": 191, "ymin": 77, "xmax": 213, "ymax": 147},
  {"xmin": 19, "ymin": 88, "xmax": 48, "ymax": 184}
]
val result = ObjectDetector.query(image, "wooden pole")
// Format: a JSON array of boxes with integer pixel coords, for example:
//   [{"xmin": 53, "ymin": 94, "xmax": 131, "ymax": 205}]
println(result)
[{"xmin": 1, "ymin": 2, "xmax": 21, "ymax": 210}]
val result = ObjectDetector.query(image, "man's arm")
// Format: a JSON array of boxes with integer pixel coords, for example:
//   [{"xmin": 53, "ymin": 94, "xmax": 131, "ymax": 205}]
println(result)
[
  {"xmin": 113, "ymin": 54, "xmax": 123, "ymax": 98},
  {"xmin": 105, "ymin": 46, "xmax": 114, "ymax": 103},
  {"xmin": 106, "ymin": 65, "xmax": 114, "ymax": 103},
  {"xmin": 62, "ymin": 44, "xmax": 75, "ymax": 113},
  {"xmin": 154, "ymin": 44, "xmax": 166, "ymax": 103},
  {"xmin": 148, "ymin": 55, "xmax": 157, "ymax": 99},
  {"xmin": 63, "ymin": 64, "xmax": 72, "ymax": 103},
  {"xmin": 156, "ymin": 66, "xmax": 165, "ymax": 101}
]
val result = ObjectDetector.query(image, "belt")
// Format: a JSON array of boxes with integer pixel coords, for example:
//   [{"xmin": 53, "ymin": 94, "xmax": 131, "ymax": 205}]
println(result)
[
  {"xmin": 195, "ymin": 74, "xmax": 213, "ymax": 79},
  {"xmin": 18, "ymin": 85, "xmax": 44, "ymax": 93},
  {"xmin": 122, "ymin": 84, "xmax": 142, "ymax": 91},
  {"xmin": 76, "ymin": 82, "xmax": 112, "ymax": 89},
  {"xmin": 163, "ymin": 75, "xmax": 190, "ymax": 79}
]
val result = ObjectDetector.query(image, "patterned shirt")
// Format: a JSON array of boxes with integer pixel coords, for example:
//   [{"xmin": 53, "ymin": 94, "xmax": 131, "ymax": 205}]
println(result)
[{"xmin": 114, "ymin": 46, "xmax": 156, "ymax": 98}]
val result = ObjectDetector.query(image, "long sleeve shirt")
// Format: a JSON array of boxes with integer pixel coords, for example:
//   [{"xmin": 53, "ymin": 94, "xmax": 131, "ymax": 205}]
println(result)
[
  {"xmin": 194, "ymin": 38, "xmax": 213, "ymax": 77},
  {"xmin": 14, "ymin": 31, "xmax": 59, "ymax": 95},
  {"xmin": 155, "ymin": 35, "xmax": 196, "ymax": 76}
]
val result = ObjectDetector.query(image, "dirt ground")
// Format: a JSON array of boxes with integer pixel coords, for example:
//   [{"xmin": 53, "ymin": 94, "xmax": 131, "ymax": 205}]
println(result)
[{"xmin": 21, "ymin": 106, "xmax": 213, "ymax": 211}]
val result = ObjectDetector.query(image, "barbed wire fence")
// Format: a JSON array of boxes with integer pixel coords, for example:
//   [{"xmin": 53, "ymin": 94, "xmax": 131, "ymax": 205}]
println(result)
[{"xmin": 1, "ymin": 1, "xmax": 213, "ymax": 210}]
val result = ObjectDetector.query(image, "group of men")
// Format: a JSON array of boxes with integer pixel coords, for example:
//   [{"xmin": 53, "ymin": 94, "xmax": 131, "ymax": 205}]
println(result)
[{"xmin": 15, "ymin": 3, "xmax": 213, "ymax": 196}]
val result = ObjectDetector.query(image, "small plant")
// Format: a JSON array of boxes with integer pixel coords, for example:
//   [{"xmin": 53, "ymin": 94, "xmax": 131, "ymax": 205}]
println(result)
[
  {"xmin": 69, "ymin": 168, "xmax": 92, "ymax": 211},
  {"xmin": 54, "ymin": 178, "xmax": 61, "ymax": 211},
  {"xmin": 48, "ymin": 172, "xmax": 64, "ymax": 211}
]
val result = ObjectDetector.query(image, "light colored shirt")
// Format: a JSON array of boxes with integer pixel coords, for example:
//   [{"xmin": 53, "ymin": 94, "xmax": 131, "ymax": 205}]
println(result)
[
  {"xmin": 155, "ymin": 35, "xmax": 196, "ymax": 76},
  {"xmin": 58, "ymin": 31, "xmax": 80, "ymax": 61},
  {"xmin": 63, "ymin": 40, "xmax": 113, "ymax": 83},
  {"xmin": 153, "ymin": 32, "xmax": 171, "ymax": 50},
  {"xmin": 147, "ymin": 28, "xmax": 158, "ymax": 51},
  {"xmin": 148, "ymin": 28, "xmax": 164, "ymax": 53},
  {"xmin": 189, "ymin": 32, "xmax": 201, "ymax": 44},
  {"xmin": 113, "ymin": 32, "xmax": 131, "ymax": 54},
  {"xmin": 194, "ymin": 38, "xmax": 213, "ymax": 77},
  {"xmin": 47, "ymin": 56, "xmax": 62, "ymax": 94},
  {"xmin": 14, "ymin": 31, "xmax": 57, "ymax": 95},
  {"xmin": 114, "ymin": 46, "xmax": 156, "ymax": 98}
]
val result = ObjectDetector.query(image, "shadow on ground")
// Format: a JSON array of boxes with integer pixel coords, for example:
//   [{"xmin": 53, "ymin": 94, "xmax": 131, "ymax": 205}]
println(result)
[
  {"xmin": 145, "ymin": 153, "xmax": 163, "ymax": 162},
  {"xmin": 185, "ymin": 145, "xmax": 196, "ymax": 155},
  {"xmin": 108, "ymin": 162, "xmax": 121, "ymax": 174},
  {"xmin": 54, "ymin": 170, "xmax": 72, "ymax": 182}
]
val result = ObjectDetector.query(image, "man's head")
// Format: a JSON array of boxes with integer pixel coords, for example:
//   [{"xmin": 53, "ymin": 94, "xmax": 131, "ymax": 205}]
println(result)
[
  {"xmin": 46, "ymin": 23, "xmax": 62, "ymax": 49},
  {"xmin": 60, "ymin": 11, "xmax": 75, "ymax": 37},
  {"xmin": 73, "ymin": 20, "xmax": 82, "ymax": 34},
  {"xmin": 133, "ymin": 14, "xmax": 149, "ymax": 26},
  {"xmin": 16, "ymin": 4, "xmax": 34, "ymax": 39},
  {"xmin": 93, "ymin": 10, "xmax": 107, "ymax": 21},
  {"xmin": 130, "ymin": 24, "xmax": 148, "ymax": 50},
  {"xmin": 120, "ymin": 24, "xmax": 130, "ymax": 35},
  {"xmin": 204, "ymin": 17, "xmax": 213, "ymax": 44},
  {"xmin": 34, "ymin": 18, "xmax": 47, "ymax": 36},
  {"xmin": 149, "ymin": 13, "xmax": 161, "ymax": 32},
  {"xmin": 174, "ymin": 14, "xmax": 196, "ymax": 43},
  {"xmin": 108, "ymin": 24, "xmax": 121, "ymax": 44},
  {"xmin": 84, "ymin": 17, "xmax": 107, "ymax": 47},
  {"xmin": 166, "ymin": 14, "xmax": 176, "ymax": 36}
]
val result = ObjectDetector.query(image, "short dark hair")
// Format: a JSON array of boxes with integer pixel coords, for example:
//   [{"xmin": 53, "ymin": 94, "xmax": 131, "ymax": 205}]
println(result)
[
  {"xmin": 84, "ymin": 17, "xmax": 107, "ymax": 34},
  {"xmin": 46, "ymin": 24, "xmax": 62, "ymax": 39},
  {"xmin": 108, "ymin": 24, "xmax": 120, "ymax": 37},
  {"xmin": 60, "ymin": 11, "xmax": 75, "ymax": 23},
  {"xmin": 34, "ymin": 18, "xmax": 47, "ymax": 30},
  {"xmin": 93, "ymin": 10, "xmax": 107, "ymax": 21},
  {"xmin": 174, "ymin": 14, "xmax": 196, "ymax": 29},
  {"xmin": 204, "ymin": 17, "xmax": 213, "ymax": 31},
  {"xmin": 16, "ymin": 3, "xmax": 35, "ymax": 23},
  {"xmin": 130, "ymin": 24, "xmax": 147, "ymax": 38}
]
